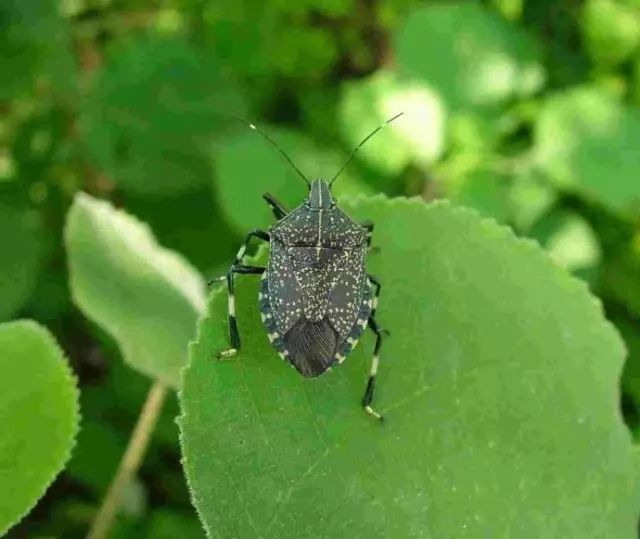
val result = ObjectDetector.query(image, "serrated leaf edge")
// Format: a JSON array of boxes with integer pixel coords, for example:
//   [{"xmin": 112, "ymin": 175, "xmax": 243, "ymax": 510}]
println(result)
[
  {"xmin": 177, "ymin": 194, "xmax": 637, "ymax": 537},
  {"xmin": 0, "ymin": 319, "xmax": 80, "ymax": 536}
]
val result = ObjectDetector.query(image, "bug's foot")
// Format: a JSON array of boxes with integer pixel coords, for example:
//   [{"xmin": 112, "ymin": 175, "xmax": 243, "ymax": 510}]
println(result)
[
  {"xmin": 217, "ymin": 348, "xmax": 238, "ymax": 360},
  {"xmin": 364, "ymin": 405, "xmax": 384, "ymax": 422},
  {"xmin": 207, "ymin": 275, "xmax": 226, "ymax": 287}
]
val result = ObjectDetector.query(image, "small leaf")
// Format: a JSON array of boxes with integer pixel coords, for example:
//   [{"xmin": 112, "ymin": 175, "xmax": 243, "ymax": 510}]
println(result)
[
  {"xmin": 534, "ymin": 86, "xmax": 640, "ymax": 215},
  {"xmin": 65, "ymin": 193, "xmax": 206, "ymax": 387},
  {"xmin": 0, "ymin": 320, "xmax": 80, "ymax": 536},
  {"xmin": 180, "ymin": 196, "xmax": 639, "ymax": 537},
  {"xmin": 395, "ymin": 2, "xmax": 544, "ymax": 111}
]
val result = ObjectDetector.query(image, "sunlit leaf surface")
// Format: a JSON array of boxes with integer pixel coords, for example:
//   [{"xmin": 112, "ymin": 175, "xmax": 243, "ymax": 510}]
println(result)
[{"xmin": 180, "ymin": 196, "xmax": 639, "ymax": 538}]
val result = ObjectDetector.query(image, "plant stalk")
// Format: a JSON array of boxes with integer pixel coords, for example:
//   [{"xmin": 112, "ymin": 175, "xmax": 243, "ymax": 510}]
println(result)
[{"xmin": 87, "ymin": 380, "xmax": 168, "ymax": 539}]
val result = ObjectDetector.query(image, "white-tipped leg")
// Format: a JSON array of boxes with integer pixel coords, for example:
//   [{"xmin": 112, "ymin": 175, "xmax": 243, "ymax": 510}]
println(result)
[
  {"xmin": 364, "ymin": 405, "xmax": 383, "ymax": 420},
  {"xmin": 216, "ymin": 257, "xmax": 266, "ymax": 360},
  {"xmin": 362, "ymin": 314, "xmax": 385, "ymax": 422},
  {"xmin": 217, "ymin": 347, "xmax": 238, "ymax": 360}
]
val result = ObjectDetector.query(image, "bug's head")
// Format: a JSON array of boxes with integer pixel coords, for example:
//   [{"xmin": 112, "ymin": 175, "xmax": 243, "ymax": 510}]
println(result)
[{"xmin": 307, "ymin": 179, "xmax": 334, "ymax": 209}]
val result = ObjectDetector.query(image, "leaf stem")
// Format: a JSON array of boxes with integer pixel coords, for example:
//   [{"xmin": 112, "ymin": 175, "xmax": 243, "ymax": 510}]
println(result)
[{"xmin": 87, "ymin": 380, "xmax": 168, "ymax": 539}]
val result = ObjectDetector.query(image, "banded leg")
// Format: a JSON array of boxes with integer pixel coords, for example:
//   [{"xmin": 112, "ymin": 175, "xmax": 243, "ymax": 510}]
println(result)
[
  {"xmin": 218, "ymin": 264, "xmax": 266, "ymax": 359},
  {"xmin": 362, "ymin": 220, "xmax": 374, "ymax": 248},
  {"xmin": 363, "ymin": 315, "xmax": 385, "ymax": 420},
  {"xmin": 368, "ymin": 274, "xmax": 381, "ymax": 318},
  {"xmin": 262, "ymin": 193, "xmax": 288, "ymax": 220},
  {"xmin": 215, "ymin": 228, "xmax": 270, "ymax": 358},
  {"xmin": 208, "ymin": 229, "xmax": 269, "ymax": 287}
]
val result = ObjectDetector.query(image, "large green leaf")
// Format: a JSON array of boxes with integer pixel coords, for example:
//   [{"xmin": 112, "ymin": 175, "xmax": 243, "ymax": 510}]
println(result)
[
  {"xmin": 0, "ymin": 320, "xmax": 79, "ymax": 536},
  {"xmin": 395, "ymin": 2, "xmax": 544, "ymax": 111},
  {"xmin": 179, "ymin": 196, "xmax": 639, "ymax": 537},
  {"xmin": 534, "ymin": 86, "xmax": 640, "ymax": 215},
  {"xmin": 0, "ymin": 203, "xmax": 42, "ymax": 321},
  {"xmin": 79, "ymin": 36, "xmax": 242, "ymax": 196},
  {"xmin": 65, "ymin": 193, "xmax": 206, "ymax": 387}
]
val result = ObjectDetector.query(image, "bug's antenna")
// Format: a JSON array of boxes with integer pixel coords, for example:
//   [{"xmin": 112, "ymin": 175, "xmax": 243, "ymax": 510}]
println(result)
[
  {"xmin": 231, "ymin": 115, "xmax": 310, "ymax": 188},
  {"xmin": 330, "ymin": 112, "xmax": 404, "ymax": 186}
]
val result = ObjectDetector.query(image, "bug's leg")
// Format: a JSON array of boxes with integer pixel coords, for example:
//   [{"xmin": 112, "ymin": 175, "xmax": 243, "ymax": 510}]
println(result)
[
  {"xmin": 368, "ymin": 274, "xmax": 381, "ymax": 318},
  {"xmin": 262, "ymin": 193, "xmax": 289, "ymax": 220},
  {"xmin": 362, "ymin": 274, "xmax": 385, "ymax": 419},
  {"xmin": 233, "ymin": 229, "xmax": 270, "ymax": 265},
  {"xmin": 362, "ymin": 220, "xmax": 381, "ymax": 254},
  {"xmin": 208, "ymin": 229, "xmax": 269, "ymax": 286},
  {"xmin": 218, "ymin": 264, "xmax": 266, "ymax": 359},
  {"xmin": 361, "ymin": 220, "xmax": 374, "ymax": 248},
  {"xmin": 363, "ymin": 315, "xmax": 385, "ymax": 421},
  {"xmin": 216, "ymin": 227, "xmax": 269, "ymax": 357}
]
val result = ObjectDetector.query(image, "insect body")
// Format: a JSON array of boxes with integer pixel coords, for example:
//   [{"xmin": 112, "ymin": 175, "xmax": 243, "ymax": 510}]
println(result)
[{"xmin": 217, "ymin": 114, "xmax": 402, "ymax": 420}]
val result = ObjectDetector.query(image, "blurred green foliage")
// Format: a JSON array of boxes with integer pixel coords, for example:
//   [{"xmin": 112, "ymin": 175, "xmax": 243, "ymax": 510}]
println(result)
[{"xmin": 3, "ymin": 0, "xmax": 640, "ymax": 536}]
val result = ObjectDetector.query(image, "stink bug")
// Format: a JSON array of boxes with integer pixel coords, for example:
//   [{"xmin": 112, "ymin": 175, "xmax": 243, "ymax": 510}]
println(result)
[{"xmin": 216, "ymin": 113, "xmax": 403, "ymax": 420}]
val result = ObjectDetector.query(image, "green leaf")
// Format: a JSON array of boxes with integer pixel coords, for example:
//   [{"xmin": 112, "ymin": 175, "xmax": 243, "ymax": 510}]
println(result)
[
  {"xmin": 338, "ymin": 69, "xmax": 446, "ymax": 176},
  {"xmin": 179, "ymin": 196, "xmax": 639, "ymax": 537},
  {"xmin": 0, "ymin": 320, "xmax": 79, "ymax": 536},
  {"xmin": 395, "ymin": 2, "xmax": 544, "ymax": 111},
  {"xmin": 79, "ymin": 36, "xmax": 242, "ymax": 196},
  {"xmin": 65, "ymin": 193, "xmax": 205, "ymax": 387},
  {"xmin": 0, "ymin": 203, "xmax": 43, "ymax": 321},
  {"xmin": 534, "ymin": 86, "xmax": 640, "ymax": 215},
  {"xmin": 213, "ymin": 128, "xmax": 373, "ymax": 234},
  {"xmin": 581, "ymin": 0, "xmax": 640, "ymax": 66}
]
